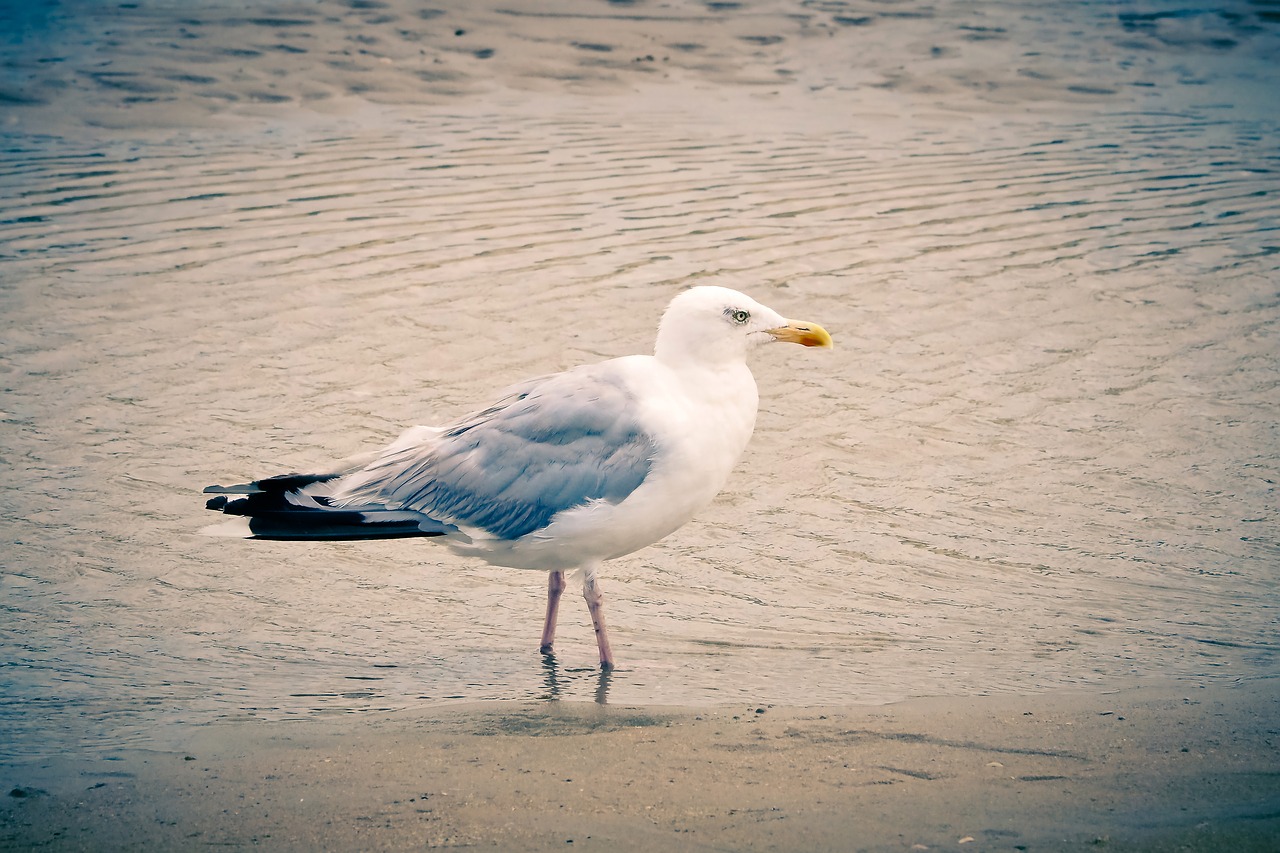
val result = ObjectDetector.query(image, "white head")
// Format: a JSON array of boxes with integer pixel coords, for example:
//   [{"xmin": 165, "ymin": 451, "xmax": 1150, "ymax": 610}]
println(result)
[{"xmin": 654, "ymin": 286, "xmax": 832, "ymax": 366}]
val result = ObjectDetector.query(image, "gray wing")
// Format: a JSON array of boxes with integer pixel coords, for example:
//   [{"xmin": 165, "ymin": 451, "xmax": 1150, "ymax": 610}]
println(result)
[{"xmin": 333, "ymin": 365, "xmax": 656, "ymax": 541}]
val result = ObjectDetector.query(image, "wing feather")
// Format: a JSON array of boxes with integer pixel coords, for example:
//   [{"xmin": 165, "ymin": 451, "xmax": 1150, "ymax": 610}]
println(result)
[{"xmin": 330, "ymin": 365, "xmax": 655, "ymax": 540}]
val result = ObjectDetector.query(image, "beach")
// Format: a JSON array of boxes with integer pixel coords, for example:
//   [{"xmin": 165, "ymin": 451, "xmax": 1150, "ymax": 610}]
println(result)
[
  {"xmin": 2, "ymin": 0, "xmax": 1278, "ymax": 849},
  {"xmin": 7, "ymin": 682, "xmax": 1279, "ymax": 851}
]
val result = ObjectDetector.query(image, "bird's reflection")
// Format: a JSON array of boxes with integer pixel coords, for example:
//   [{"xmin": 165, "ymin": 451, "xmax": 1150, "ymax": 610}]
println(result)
[
  {"xmin": 540, "ymin": 652, "xmax": 561, "ymax": 699},
  {"xmin": 540, "ymin": 652, "xmax": 612, "ymax": 704},
  {"xmin": 594, "ymin": 664, "xmax": 612, "ymax": 704}
]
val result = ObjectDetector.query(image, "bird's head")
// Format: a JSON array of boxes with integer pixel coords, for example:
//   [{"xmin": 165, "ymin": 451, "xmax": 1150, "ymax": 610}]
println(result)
[{"xmin": 655, "ymin": 285, "xmax": 832, "ymax": 365}]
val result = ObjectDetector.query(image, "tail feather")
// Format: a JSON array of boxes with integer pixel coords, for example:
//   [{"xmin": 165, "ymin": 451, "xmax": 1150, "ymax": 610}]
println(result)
[{"xmin": 203, "ymin": 471, "xmax": 453, "ymax": 541}]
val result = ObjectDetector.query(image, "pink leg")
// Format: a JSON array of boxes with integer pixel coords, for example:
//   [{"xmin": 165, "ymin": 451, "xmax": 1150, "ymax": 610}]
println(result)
[
  {"xmin": 540, "ymin": 570, "xmax": 566, "ymax": 654},
  {"xmin": 582, "ymin": 565, "xmax": 615, "ymax": 670}
]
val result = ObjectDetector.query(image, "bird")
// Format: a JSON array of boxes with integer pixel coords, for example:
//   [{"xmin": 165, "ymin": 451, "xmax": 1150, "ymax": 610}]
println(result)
[{"xmin": 203, "ymin": 285, "xmax": 832, "ymax": 669}]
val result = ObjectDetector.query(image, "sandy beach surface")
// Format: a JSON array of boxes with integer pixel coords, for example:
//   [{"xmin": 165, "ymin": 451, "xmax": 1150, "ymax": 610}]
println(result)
[
  {"xmin": 5, "ymin": 681, "xmax": 1279, "ymax": 851},
  {"xmin": 2, "ymin": 0, "xmax": 1278, "ymax": 850}
]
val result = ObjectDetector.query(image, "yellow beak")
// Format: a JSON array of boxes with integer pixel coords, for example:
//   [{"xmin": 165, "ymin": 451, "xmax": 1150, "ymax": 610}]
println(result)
[{"xmin": 766, "ymin": 320, "xmax": 833, "ymax": 349}]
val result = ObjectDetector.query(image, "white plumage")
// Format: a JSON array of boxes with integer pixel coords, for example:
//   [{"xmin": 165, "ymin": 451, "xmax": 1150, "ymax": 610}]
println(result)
[{"xmin": 204, "ymin": 286, "xmax": 832, "ymax": 667}]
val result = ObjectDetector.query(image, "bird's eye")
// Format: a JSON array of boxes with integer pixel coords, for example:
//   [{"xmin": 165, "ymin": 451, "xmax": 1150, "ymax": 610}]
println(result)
[{"xmin": 729, "ymin": 309, "xmax": 751, "ymax": 325}]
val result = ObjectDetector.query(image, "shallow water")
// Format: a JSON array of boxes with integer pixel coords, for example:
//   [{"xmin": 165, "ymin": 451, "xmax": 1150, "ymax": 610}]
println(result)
[{"xmin": 1, "ymin": 0, "xmax": 1278, "ymax": 758}]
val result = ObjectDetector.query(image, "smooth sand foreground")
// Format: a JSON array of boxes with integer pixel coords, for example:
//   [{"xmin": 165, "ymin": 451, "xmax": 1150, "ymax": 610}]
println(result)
[{"xmin": 4, "ymin": 680, "xmax": 1277, "ymax": 852}]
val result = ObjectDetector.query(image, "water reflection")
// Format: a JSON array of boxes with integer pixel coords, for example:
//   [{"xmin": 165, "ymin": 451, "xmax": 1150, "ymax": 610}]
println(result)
[{"xmin": 540, "ymin": 653, "xmax": 613, "ymax": 705}]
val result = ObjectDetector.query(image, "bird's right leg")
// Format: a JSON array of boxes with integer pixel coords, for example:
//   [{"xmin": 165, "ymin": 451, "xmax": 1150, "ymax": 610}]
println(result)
[{"xmin": 540, "ymin": 570, "xmax": 566, "ymax": 654}]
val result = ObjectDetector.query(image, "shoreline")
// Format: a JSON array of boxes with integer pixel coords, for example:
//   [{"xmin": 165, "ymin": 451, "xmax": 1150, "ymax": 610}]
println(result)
[{"xmin": 5, "ymin": 679, "xmax": 1278, "ymax": 851}]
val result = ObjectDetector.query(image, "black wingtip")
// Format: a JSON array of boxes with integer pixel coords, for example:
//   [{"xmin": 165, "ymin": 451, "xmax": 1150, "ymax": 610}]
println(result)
[
  {"xmin": 203, "ymin": 483, "xmax": 263, "ymax": 495},
  {"xmin": 202, "ymin": 471, "xmax": 453, "ymax": 540},
  {"xmin": 204, "ymin": 473, "xmax": 340, "ymax": 497}
]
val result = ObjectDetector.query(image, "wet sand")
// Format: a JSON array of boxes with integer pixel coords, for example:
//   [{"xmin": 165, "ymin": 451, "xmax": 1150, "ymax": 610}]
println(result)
[
  {"xmin": 6, "ymin": 0, "xmax": 1278, "ymax": 137},
  {"xmin": 3, "ymin": 0, "xmax": 1279, "ymax": 849},
  {"xmin": 5, "ymin": 681, "xmax": 1279, "ymax": 851}
]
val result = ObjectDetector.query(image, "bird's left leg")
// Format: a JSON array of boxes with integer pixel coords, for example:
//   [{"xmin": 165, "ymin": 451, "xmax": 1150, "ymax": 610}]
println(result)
[
  {"xmin": 581, "ymin": 562, "xmax": 615, "ymax": 670},
  {"xmin": 540, "ymin": 570, "xmax": 566, "ymax": 655}
]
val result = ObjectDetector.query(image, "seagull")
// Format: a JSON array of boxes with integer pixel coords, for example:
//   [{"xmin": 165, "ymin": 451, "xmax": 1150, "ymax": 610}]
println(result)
[{"xmin": 203, "ymin": 286, "xmax": 832, "ymax": 668}]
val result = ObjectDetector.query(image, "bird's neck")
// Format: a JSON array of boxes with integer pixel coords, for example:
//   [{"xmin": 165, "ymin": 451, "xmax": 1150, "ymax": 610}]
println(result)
[{"xmin": 654, "ymin": 335, "xmax": 749, "ymax": 369}]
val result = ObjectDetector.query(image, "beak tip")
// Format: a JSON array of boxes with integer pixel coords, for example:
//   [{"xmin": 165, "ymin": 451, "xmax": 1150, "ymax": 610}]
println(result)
[
  {"xmin": 765, "ymin": 320, "xmax": 832, "ymax": 348},
  {"xmin": 806, "ymin": 326, "xmax": 834, "ymax": 350}
]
